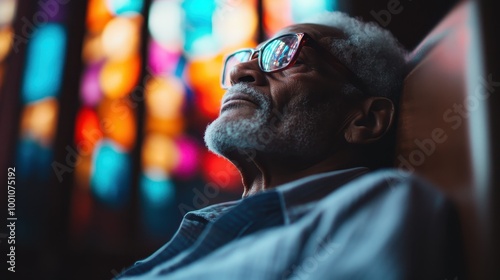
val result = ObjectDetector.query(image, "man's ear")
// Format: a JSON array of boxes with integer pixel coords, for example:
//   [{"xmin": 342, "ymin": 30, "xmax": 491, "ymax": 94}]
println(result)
[{"xmin": 343, "ymin": 97, "xmax": 395, "ymax": 144}]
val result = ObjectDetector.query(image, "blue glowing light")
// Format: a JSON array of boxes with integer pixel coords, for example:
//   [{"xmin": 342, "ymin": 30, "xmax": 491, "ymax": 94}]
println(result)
[
  {"xmin": 182, "ymin": 0, "xmax": 216, "ymax": 53},
  {"xmin": 291, "ymin": 0, "xmax": 336, "ymax": 22},
  {"xmin": 90, "ymin": 140, "xmax": 131, "ymax": 208},
  {"xmin": 140, "ymin": 171, "xmax": 176, "ymax": 207},
  {"xmin": 107, "ymin": 0, "xmax": 144, "ymax": 15},
  {"xmin": 139, "ymin": 170, "xmax": 177, "ymax": 238},
  {"xmin": 15, "ymin": 137, "xmax": 53, "ymax": 184},
  {"xmin": 21, "ymin": 24, "xmax": 67, "ymax": 104}
]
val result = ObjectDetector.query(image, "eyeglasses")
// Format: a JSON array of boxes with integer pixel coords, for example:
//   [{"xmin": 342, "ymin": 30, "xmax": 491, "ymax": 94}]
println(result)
[{"xmin": 221, "ymin": 32, "xmax": 365, "ymax": 91}]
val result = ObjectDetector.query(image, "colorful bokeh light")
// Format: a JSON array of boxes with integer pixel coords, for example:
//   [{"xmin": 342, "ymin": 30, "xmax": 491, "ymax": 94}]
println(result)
[
  {"xmin": 182, "ymin": 0, "xmax": 217, "ymax": 57},
  {"xmin": 291, "ymin": 0, "xmax": 335, "ymax": 22},
  {"xmin": 0, "ymin": 0, "xmax": 17, "ymax": 26},
  {"xmin": 86, "ymin": 0, "xmax": 114, "ymax": 33},
  {"xmin": 21, "ymin": 24, "xmax": 67, "ymax": 104},
  {"xmin": 202, "ymin": 152, "xmax": 242, "ymax": 192},
  {"xmin": 98, "ymin": 98, "xmax": 137, "ymax": 151},
  {"xmin": 91, "ymin": 140, "xmax": 132, "ymax": 208},
  {"xmin": 148, "ymin": 0, "xmax": 183, "ymax": 50},
  {"xmin": 140, "ymin": 170, "xmax": 176, "ymax": 207},
  {"xmin": 102, "ymin": 15, "xmax": 142, "ymax": 60},
  {"xmin": 141, "ymin": 133, "xmax": 179, "ymax": 173},
  {"xmin": 19, "ymin": 98, "xmax": 59, "ymax": 147},
  {"xmin": 0, "ymin": 27, "xmax": 14, "ymax": 61},
  {"xmin": 74, "ymin": 107, "xmax": 103, "ymax": 155},
  {"xmin": 16, "ymin": 137, "xmax": 53, "ymax": 182},
  {"xmin": 263, "ymin": 0, "xmax": 293, "ymax": 36},
  {"xmin": 213, "ymin": 0, "xmax": 258, "ymax": 50},
  {"xmin": 100, "ymin": 54, "xmax": 141, "ymax": 99},
  {"xmin": 80, "ymin": 61, "xmax": 104, "ymax": 106},
  {"xmin": 173, "ymin": 136, "xmax": 200, "ymax": 180},
  {"xmin": 145, "ymin": 76, "xmax": 185, "ymax": 120},
  {"xmin": 106, "ymin": 0, "xmax": 144, "ymax": 16},
  {"xmin": 186, "ymin": 55, "xmax": 225, "ymax": 119},
  {"xmin": 145, "ymin": 115, "xmax": 185, "ymax": 136},
  {"xmin": 147, "ymin": 39, "xmax": 181, "ymax": 76}
]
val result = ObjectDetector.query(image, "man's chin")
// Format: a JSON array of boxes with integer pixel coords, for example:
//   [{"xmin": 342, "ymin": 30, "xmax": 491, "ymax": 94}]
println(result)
[{"xmin": 204, "ymin": 115, "xmax": 263, "ymax": 157}]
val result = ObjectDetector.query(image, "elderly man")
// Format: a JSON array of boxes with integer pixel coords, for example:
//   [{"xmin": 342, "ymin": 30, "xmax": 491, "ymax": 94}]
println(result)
[{"xmin": 119, "ymin": 12, "xmax": 462, "ymax": 280}]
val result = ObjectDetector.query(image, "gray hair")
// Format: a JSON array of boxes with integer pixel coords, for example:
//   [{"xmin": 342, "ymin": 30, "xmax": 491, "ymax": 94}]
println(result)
[{"xmin": 305, "ymin": 12, "xmax": 408, "ymax": 101}]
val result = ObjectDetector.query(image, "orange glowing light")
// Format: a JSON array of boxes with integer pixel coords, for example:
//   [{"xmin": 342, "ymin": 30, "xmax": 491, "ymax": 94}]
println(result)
[
  {"xmin": 82, "ymin": 33, "xmax": 105, "ymax": 63},
  {"xmin": 0, "ymin": 27, "xmax": 13, "ymax": 61},
  {"xmin": 145, "ymin": 115, "xmax": 185, "ymax": 136},
  {"xmin": 102, "ymin": 15, "xmax": 142, "ymax": 60},
  {"xmin": 263, "ymin": 0, "xmax": 293, "ymax": 36},
  {"xmin": 98, "ymin": 98, "xmax": 137, "ymax": 151},
  {"xmin": 100, "ymin": 54, "xmax": 141, "ymax": 99},
  {"xmin": 19, "ymin": 98, "xmax": 59, "ymax": 146},
  {"xmin": 86, "ymin": 0, "xmax": 113, "ymax": 33},
  {"xmin": 186, "ymin": 55, "xmax": 225, "ymax": 119},
  {"xmin": 74, "ymin": 153, "xmax": 93, "ymax": 191},
  {"xmin": 141, "ymin": 133, "xmax": 180, "ymax": 173},
  {"xmin": 145, "ymin": 76, "xmax": 185, "ymax": 119}
]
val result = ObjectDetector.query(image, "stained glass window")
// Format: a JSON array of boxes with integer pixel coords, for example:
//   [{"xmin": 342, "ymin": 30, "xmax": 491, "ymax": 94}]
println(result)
[{"xmin": 6, "ymin": 0, "xmax": 338, "ymax": 259}]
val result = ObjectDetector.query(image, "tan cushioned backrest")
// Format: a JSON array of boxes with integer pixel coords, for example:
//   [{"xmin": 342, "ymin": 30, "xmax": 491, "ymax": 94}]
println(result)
[{"xmin": 396, "ymin": 2, "xmax": 472, "ymax": 196}]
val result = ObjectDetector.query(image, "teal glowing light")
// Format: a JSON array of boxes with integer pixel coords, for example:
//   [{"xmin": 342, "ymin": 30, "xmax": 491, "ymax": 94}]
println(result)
[
  {"xmin": 15, "ymin": 137, "xmax": 53, "ymax": 184},
  {"xmin": 140, "ymin": 171, "xmax": 176, "ymax": 207},
  {"xmin": 291, "ymin": 0, "xmax": 336, "ymax": 22},
  {"xmin": 91, "ymin": 140, "xmax": 131, "ymax": 208},
  {"xmin": 107, "ymin": 0, "xmax": 144, "ymax": 15},
  {"xmin": 21, "ymin": 24, "xmax": 67, "ymax": 104},
  {"xmin": 182, "ymin": 0, "xmax": 216, "ymax": 54}
]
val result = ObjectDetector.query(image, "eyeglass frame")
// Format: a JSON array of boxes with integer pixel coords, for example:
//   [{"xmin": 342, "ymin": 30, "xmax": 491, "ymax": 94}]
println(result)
[{"xmin": 220, "ymin": 32, "xmax": 366, "ymax": 93}]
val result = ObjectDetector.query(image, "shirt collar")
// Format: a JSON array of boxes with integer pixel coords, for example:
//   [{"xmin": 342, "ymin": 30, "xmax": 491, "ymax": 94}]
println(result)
[{"xmin": 276, "ymin": 167, "xmax": 370, "ymax": 209}]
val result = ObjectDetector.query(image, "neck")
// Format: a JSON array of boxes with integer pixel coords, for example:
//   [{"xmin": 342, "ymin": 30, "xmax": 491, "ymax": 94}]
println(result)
[{"xmin": 228, "ymin": 149, "xmax": 361, "ymax": 198}]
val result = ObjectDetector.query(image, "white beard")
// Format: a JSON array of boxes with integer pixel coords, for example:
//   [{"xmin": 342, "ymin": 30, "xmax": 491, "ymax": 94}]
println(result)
[
  {"xmin": 204, "ymin": 84, "xmax": 272, "ymax": 155},
  {"xmin": 204, "ymin": 84, "xmax": 339, "ymax": 161}
]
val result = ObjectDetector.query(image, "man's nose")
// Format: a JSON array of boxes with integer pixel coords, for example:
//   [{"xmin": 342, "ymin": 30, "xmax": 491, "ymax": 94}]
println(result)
[{"xmin": 228, "ymin": 59, "xmax": 267, "ymax": 88}]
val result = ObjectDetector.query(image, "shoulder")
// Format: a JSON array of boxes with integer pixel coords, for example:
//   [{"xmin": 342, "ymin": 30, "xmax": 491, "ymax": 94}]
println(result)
[
  {"xmin": 307, "ymin": 168, "xmax": 457, "ymax": 240},
  {"xmin": 299, "ymin": 169, "xmax": 463, "ymax": 279},
  {"xmin": 330, "ymin": 168, "xmax": 450, "ymax": 209}
]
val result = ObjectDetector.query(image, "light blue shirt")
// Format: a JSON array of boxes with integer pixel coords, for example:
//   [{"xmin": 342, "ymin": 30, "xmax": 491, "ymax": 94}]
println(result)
[{"xmin": 119, "ymin": 168, "xmax": 463, "ymax": 279}]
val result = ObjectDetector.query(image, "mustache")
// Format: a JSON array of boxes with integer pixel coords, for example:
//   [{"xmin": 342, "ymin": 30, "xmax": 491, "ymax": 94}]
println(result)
[{"xmin": 222, "ymin": 84, "xmax": 271, "ymax": 110}]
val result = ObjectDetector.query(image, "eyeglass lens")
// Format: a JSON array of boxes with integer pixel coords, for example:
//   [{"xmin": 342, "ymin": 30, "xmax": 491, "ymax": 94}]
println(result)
[
  {"xmin": 222, "ymin": 34, "xmax": 300, "ymax": 88},
  {"xmin": 260, "ymin": 35, "xmax": 300, "ymax": 71}
]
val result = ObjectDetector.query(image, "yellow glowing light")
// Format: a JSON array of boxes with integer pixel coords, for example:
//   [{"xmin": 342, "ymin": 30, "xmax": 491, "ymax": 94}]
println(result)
[
  {"xmin": 141, "ymin": 133, "xmax": 180, "ymax": 173},
  {"xmin": 86, "ymin": 0, "xmax": 113, "ymax": 33},
  {"xmin": 213, "ymin": 0, "xmax": 258, "ymax": 49},
  {"xmin": 186, "ymin": 55, "xmax": 225, "ymax": 118},
  {"xmin": 98, "ymin": 98, "xmax": 137, "ymax": 150},
  {"xmin": 0, "ymin": 27, "xmax": 13, "ymax": 61},
  {"xmin": 100, "ymin": 54, "xmax": 141, "ymax": 99},
  {"xmin": 145, "ymin": 115, "xmax": 184, "ymax": 136},
  {"xmin": 0, "ymin": 0, "xmax": 16, "ymax": 26},
  {"xmin": 20, "ymin": 98, "xmax": 59, "ymax": 146},
  {"xmin": 145, "ymin": 76, "xmax": 185, "ymax": 119},
  {"xmin": 102, "ymin": 15, "xmax": 142, "ymax": 60}
]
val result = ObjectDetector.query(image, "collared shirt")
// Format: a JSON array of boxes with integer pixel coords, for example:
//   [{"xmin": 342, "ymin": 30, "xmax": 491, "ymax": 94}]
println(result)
[{"xmin": 119, "ymin": 168, "xmax": 462, "ymax": 280}]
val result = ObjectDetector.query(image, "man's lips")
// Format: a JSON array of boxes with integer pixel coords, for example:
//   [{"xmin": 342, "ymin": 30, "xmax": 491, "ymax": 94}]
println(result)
[{"xmin": 220, "ymin": 93, "xmax": 259, "ymax": 112}]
